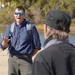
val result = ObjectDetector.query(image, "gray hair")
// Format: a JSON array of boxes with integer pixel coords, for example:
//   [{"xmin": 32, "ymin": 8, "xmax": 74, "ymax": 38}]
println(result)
[{"xmin": 46, "ymin": 27, "xmax": 69, "ymax": 40}]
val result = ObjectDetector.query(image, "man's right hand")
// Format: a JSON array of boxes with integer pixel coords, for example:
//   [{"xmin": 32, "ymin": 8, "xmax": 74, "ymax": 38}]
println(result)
[{"xmin": 2, "ymin": 36, "xmax": 10, "ymax": 48}]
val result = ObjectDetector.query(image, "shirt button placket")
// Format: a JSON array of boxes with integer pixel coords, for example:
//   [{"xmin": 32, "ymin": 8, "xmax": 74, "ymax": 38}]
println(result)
[{"xmin": 16, "ymin": 28, "xmax": 20, "ymax": 49}]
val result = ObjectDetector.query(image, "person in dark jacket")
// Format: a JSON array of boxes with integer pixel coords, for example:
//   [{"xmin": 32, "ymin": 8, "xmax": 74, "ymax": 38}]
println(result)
[
  {"xmin": 0, "ymin": 6, "xmax": 41, "ymax": 75},
  {"xmin": 32, "ymin": 10, "xmax": 75, "ymax": 75}
]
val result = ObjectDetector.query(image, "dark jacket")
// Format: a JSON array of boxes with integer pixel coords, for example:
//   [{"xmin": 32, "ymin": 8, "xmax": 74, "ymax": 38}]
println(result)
[{"xmin": 33, "ymin": 39, "xmax": 75, "ymax": 75}]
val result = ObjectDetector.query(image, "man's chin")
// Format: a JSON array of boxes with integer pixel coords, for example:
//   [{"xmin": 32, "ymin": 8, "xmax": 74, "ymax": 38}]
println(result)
[{"xmin": 16, "ymin": 19, "xmax": 22, "ymax": 23}]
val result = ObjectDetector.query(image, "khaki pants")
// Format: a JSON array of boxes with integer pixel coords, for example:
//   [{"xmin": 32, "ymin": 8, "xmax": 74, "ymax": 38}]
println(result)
[{"xmin": 8, "ymin": 56, "xmax": 32, "ymax": 75}]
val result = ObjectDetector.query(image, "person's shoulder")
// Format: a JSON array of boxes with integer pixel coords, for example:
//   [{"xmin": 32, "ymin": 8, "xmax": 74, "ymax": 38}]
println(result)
[
  {"xmin": 9, "ymin": 22, "xmax": 16, "ymax": 28},
  {"xmin": 6, "ymin": 24, "xmax": 12, "ymax": 28},
  {"xmin": 6, "ymin": 22, "xmax": 16, "ymax": 31},
  {"xmin": 26, "ymin": 21, "xmax": 36, "ymax": 31},
  {"xmin": 26, "ymin": 20, "xmax": 35, "ymax": 26},
  {"xmin": 34, "ymin": 48, "xmax": 52, "ymax": 63},
  {"xmin": 34, "ymin": 51, "xmax": 44, "ymax": 62}
]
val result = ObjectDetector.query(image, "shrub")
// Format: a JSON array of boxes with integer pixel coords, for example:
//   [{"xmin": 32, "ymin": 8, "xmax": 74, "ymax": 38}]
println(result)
[{"xmin": 0, "ymin": 7, "xmax": 14, "ymax": 25}]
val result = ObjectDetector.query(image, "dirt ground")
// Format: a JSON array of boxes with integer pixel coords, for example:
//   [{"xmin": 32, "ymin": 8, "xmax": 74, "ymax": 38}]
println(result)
[
  {"xmin": 0, "ymin": 48, "xmax": 43, "ymax": 75},
  {"xmin": 0, "ymin": 49, "xmax": 8, "ymax": 75}
]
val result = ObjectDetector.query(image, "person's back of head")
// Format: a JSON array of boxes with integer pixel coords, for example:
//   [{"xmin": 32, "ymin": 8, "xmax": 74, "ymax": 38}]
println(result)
[
  {"xmin": 43, "ymin": 10, "xmax": 71, "ymax": 40},
  {"xmin": 32, "ymin": 10, "xmax": 75, "ymax": 75}
]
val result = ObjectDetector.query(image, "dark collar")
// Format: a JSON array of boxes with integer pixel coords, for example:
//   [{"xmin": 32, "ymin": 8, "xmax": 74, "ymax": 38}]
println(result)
[{"xmin": 44, "ymin": 37, "xmax": 52, "ymax": 46}]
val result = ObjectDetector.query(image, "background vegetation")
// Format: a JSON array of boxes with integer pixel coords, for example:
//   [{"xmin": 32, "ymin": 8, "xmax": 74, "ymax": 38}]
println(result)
[{"xmin": 0, "ymin": 0, "xmax": 75, "ymax": 34}]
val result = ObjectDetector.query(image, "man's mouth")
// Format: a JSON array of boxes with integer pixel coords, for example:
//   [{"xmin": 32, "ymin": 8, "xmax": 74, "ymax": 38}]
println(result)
[{"xmin": 17, "ymin": 18, "xmax": 21, "ymax": 19}]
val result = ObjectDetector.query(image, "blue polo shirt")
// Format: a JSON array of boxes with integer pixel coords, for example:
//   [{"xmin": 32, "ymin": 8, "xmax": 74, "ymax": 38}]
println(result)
[{"xmin": 0, "ymin": 19, "xmax": 41, "ymax": 55}]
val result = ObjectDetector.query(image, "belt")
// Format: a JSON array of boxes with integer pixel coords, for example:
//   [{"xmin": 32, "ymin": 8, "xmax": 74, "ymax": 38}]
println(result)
[
  {"xmin": 10, "ymin": 54, "xmax": 29, "ymax": 57},
  {"xmin": 10, "ymin": 54, "xmax": 32, "ymax": 64}
]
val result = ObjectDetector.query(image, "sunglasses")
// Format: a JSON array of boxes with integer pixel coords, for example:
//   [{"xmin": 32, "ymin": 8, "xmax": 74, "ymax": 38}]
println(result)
[{"xmin": 15, "ymin": 12, "xmax": 24, "ymax": 16}]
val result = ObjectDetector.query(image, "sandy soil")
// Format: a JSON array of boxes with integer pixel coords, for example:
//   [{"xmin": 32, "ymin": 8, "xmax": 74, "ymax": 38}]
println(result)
[
  {"xmin": 0, "ymin": 48, "xmax": 43, "ymax": 75},
  {"xmin": 0, "ymin": 48, "xmax": 8, "ymax": 75}
]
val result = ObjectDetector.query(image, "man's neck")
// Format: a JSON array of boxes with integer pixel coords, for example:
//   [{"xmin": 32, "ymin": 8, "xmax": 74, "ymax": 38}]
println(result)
[{"xmin": 16, "ymin": 22, "xmax": 21, "ymax": 25}]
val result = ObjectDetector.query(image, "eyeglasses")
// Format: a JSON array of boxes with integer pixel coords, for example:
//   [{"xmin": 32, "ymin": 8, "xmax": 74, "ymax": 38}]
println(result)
[{"xmin": 15, "ymin": 12, "xmax": 24, "ymax": 16}]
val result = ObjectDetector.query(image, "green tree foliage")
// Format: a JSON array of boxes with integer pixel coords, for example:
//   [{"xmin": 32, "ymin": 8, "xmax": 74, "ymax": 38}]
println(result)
[{"xmin": 0, "ymin": 0, "xmax": 75, "ymax": 24}]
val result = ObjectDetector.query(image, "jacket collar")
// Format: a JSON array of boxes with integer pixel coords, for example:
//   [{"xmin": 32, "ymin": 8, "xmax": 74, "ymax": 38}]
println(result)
[{"xmin": 44, "ymin": 37, "xmax": 69, "ymax": 49}]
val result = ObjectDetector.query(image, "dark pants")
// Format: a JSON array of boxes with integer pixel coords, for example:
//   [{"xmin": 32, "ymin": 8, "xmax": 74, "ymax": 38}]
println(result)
[{"xmin": 8, "ymin": 55, "xmax": 32, "ymax": 75}]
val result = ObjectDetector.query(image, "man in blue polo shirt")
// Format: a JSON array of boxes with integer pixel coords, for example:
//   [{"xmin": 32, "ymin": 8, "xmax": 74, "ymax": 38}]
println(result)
[{"xmin": 0, "ymin": 6, "xmax": 41, "ymax": 75}]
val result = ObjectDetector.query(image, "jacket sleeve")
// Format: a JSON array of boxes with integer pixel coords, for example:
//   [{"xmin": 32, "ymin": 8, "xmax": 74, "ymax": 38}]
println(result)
[
  {"xmin": 0, "ymin": 25, "xmax": 11, "ymax": 50},
  {"xmin": 32, "ymin": 52, "xmax": 50, "ymax": 75}
]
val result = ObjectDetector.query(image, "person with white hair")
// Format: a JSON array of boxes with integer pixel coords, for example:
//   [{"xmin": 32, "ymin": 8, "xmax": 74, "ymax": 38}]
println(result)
[{"xmin": 32, "ymin": 10, "xmax": 75, "ymax": 75}]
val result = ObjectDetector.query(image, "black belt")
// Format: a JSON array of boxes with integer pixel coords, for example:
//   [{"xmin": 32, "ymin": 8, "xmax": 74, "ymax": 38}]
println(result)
[{"xmin": 10, "ymin": 54, "xmax": 32, "ymax": 64}]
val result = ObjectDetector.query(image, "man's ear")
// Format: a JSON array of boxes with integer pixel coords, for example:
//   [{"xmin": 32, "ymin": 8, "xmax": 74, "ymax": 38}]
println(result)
[
  {"xmin": 44, "ymin": 24, "xmax": 48, "ymax": 39},
  {"xmin": 44, "ymin": 24, "xmax": 47, "ymax": 33}
]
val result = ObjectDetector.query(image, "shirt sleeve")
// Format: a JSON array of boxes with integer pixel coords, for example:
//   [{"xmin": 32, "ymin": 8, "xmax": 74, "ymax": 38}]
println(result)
[
  {"xmin": 32, "ymin": 25, "xmax": 41, "ymax": 50},
  {"xmin": 0, "ymin": 25, "xmax": 11, "ymax": 50},
  {"xmin": 32, "ymin": 52, "xmax": 50, "ymax": 75}
]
